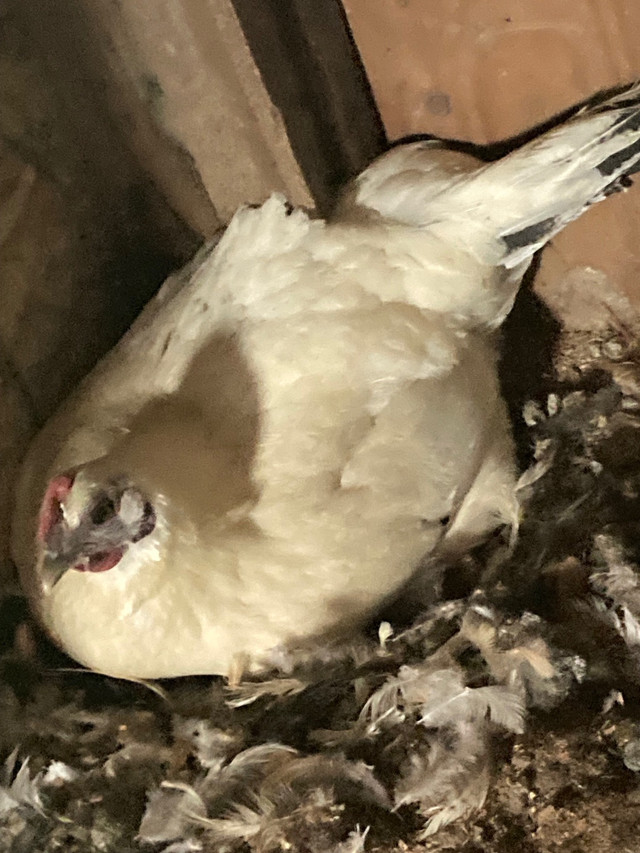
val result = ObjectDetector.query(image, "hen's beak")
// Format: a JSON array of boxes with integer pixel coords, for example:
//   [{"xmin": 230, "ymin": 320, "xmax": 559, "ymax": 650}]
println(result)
[
  {"xmin": 40, "ymin": 552, "xmax": 71, "ymax": 595},
  {"xmin": 40, "ymin": 541, "xmax": 125, "ymax": 594}
]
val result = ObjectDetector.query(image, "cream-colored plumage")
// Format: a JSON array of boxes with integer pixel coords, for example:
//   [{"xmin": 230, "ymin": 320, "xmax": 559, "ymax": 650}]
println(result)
[{"xmin": 11, "ymin": 84, "xmax": 640, "ymax": 678}]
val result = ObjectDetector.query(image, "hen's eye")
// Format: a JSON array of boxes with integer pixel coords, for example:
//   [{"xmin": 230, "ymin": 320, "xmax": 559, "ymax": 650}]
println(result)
[{"xmin": 90, "ymin": 496, "xmax": 117, "ymax": 526}]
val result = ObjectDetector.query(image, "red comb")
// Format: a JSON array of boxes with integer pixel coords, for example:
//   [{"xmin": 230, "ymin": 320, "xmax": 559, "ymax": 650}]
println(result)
[{"xmin": 37, "ymin": 473, "xmax": 74, "ymax": 542}]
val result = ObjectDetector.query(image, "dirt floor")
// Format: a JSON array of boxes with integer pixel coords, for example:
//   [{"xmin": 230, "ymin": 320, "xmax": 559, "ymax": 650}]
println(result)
[{"xmin": 3, "ymin": 655, "xmax": 640, "ymax": 853}]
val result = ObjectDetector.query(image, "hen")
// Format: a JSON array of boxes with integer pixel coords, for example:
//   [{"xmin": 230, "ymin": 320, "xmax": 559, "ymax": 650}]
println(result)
[{"xmin": 11, "ymin": 84, "xmax": 640, "ymax": 678}]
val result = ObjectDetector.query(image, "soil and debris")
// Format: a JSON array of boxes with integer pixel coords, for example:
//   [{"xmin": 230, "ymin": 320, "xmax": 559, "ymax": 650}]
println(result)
[{"xmin": 4, "ymin": 317, "xmax": 640, "ymax": 853}]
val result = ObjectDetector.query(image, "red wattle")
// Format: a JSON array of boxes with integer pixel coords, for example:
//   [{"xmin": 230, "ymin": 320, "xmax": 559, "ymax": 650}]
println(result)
[{"xmin": 75, "ymin": 548, "xmax": 124, "ymax": 574}]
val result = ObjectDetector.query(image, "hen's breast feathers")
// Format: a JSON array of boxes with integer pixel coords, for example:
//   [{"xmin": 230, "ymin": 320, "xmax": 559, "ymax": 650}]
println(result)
[
  {"xmin": 13, "ymin": 192, "xmax": 513, "ymax": 677},
  {"xmin": 14, "ymin": 193, "xmax": 495, "ymax": 556}
]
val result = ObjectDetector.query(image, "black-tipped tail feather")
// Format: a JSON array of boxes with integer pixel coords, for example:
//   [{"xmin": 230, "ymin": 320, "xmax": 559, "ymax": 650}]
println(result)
[{"xmin": 480, "ymin": 80, "xmax": 640, "ymax": 268}]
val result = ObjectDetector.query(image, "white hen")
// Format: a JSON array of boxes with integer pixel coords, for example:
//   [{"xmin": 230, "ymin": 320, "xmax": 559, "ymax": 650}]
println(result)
[{"xmin": 12, "ymin": 84, "xmax": 640, "ymax": 679}]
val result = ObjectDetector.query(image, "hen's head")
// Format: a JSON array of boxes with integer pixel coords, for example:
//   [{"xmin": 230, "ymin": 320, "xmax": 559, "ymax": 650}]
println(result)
[{"xmin": 36, "ymin": 469, "xmax": 156, "ymax": 592}]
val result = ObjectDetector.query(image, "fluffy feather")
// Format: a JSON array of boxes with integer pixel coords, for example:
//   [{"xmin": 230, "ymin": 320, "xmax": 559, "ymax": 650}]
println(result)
[
  {"xmin": 11, "ymin": 83, "xmax": 640, "ymax": 678},
  {"xmin": 139, "ymin": 746, "xmax": 385, "ymax": 852},
  {"xmin": 0, "ymin": 750, "xmax": 44, "ymax": 818},
  {"xmin": 417, "ymin": 673, "xmax": 524, "ymax": 733},
  {"xmin": 394, "ymin": 721, "xmax": 491, "ymax": 836}
]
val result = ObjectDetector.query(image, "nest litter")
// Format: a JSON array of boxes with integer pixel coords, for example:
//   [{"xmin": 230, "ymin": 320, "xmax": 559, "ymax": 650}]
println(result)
[{"xmin": 4, "ymin": 324, "xmax": 640, "ymax": 852}]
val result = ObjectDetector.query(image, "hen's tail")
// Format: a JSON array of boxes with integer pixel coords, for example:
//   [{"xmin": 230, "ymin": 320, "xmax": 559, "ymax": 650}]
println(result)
[
  {"xmin": 350, "ymin": 82, "xmax": 640, "ymax": 271},
  {"xmin": 469, "ymin": 81, "xmax": 640, "ymax": 268}
]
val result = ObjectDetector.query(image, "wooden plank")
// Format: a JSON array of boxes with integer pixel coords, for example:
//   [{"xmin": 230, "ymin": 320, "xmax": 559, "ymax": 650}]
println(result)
[{"xmin": 231, "ymin": 0, "xmax": 386, "ymax": 214}]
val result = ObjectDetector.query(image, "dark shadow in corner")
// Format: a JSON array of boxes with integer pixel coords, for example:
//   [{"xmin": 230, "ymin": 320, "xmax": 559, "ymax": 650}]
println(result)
[{"xmin": 498, "ymin": 254, "xmax": 563, "ymax": 471}]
